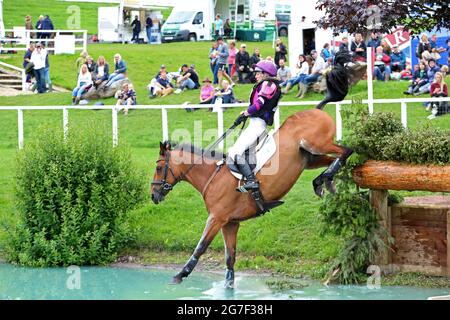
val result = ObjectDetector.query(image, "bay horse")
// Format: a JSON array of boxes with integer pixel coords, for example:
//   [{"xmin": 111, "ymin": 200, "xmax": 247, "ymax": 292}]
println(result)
[{"xmin": 150, "ymin": 108, "xmax": 352, "ymax": 288}]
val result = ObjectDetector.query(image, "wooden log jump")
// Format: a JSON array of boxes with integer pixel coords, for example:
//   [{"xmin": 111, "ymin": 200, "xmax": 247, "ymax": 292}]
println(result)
[
  {"xmin": 353, "ymin": 161, "xmax": 450, "ymax": 277},
  {"xmin": 353, "ymin": 160, "xmax": 450, "ymax": 192}
]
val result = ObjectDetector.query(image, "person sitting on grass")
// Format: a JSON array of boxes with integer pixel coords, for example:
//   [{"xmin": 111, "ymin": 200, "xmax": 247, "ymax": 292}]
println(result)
[
  {"xmin": 373, "ymin": 46, "xmax": 391, "ymax": 82},
  {"xmin": 105, "ymin": 53, "xmax": 127, "ymax": 88},
  {"xmin": 153, "ymin": 71, "xmax": 174, "ymax": 97},
  {"xmin": 414, "ymin": 59, "xmax": 440, "ymax": 96},
  {"xmin": 199, "ymin": 77, "xmax": 215, "ymax": 105},
  {"xmin": 390, "ymin": 45, "xmax": 406, "ymax": 73},
  {"xmin": 440, "ymin": 65, "xmax": 448, "ymax": 78},
  {"xmin": 282, "ymin": 54, "xmax": 309, "ymax": 94},
  {"xmin": 427, "ymin": 72, "xmax": 448, "ymax": 119},
  {"xmin": 115, "ymin": 83, "xmax": 136, "ymax": 116},
  {"xmin": 72, "ymin": 64, "xmax": 92, "ymax": 105},
  {"xmin": 211, "ymin": 79, "xmax": 235, "ymax": 105},
  {"xmin": 93, "ymin": 55, "xmax": 109, "ymax": 88},
  {"xmin": 85, "ymin": 55, "xmax": 97, "ymax": 78},
  {"xmin": 404, "ymin": 61, "xmax": 428, "ymax": 95},
  {"xmin": 147, "ymin": 64, "xmax": 167, "ymax": 98},
  {"xmin": 277, "ymin": 59, "xmax": 291, "ymax": 87},
  {"xmin": 76, "ymin": 50, "xmax": 88, "ymax": 74},
  {"xmin": 175, "ymin": 64, "xmax": 200, "ymax": 93}
]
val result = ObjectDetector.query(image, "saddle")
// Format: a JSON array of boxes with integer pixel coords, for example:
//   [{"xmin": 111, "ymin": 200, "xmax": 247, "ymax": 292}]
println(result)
[{"xmin": 223, "ymin": 130, "xmax": 284, "ymax": 216}]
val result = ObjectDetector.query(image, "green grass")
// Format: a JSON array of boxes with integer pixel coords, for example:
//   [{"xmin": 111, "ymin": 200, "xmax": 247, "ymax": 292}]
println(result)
[
  {"xmin": 3, "ymin": 0, "xmax": 173, "ymax": 35},
  {"xmin": 3, "ymin": 0, "xmax": 117, "ymax": 34},
  {"xmin": 0, "ymin": 39, "xmax": 449, "ymax": 282}
]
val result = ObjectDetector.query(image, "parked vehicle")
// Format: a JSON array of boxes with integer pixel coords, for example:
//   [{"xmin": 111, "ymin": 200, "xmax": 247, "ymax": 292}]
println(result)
[{"xmin": 276, "ymin": 13, "xmax": 290, "ymax": 37}]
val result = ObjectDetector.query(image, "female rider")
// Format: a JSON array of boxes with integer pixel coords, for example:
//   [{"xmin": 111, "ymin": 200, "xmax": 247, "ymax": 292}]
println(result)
[{"xmin": 227, "ymin": 60, "xmax": 282, "ymax": 194}]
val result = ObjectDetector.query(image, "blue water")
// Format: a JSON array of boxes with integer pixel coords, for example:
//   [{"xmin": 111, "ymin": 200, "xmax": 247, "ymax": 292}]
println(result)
[{"xmin": 0, "ymin": 263, "xmax": 448, "ymax": 300}]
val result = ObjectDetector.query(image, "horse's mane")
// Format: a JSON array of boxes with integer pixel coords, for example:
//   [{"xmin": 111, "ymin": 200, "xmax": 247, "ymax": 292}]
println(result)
[{"xmin": 166, "ymin": 141, "xmax": 224, "ymax": 160}]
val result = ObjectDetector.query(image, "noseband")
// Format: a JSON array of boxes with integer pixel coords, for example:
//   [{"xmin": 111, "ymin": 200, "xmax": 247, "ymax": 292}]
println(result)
[
  {"xmin": 151, "ymin": 151, "xmax": 196, "ymax": 195},
  {"xmin": 151, "ymin": 152, "xmax": 179, "ymax": 194}
]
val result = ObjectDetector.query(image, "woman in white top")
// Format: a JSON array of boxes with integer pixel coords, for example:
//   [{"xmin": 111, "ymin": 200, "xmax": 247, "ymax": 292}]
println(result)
[
  {"xmin": 282, "ymin": 54, "xmax": 309, "ymax": 94},
  {"xmin": 30, "ymin": 43, "xmax": 47, "ymax": 93},
  {"xmin": 93, "ymin": 56, "xmax": 110, "ymax": 88},
  {"xmin": 72, "ymin": 64, "xmax": 93, "ymax": 105}
]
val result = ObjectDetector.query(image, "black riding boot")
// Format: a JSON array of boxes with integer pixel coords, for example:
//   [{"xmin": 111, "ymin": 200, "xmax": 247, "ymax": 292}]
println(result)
[{"xmin": 234, "ymin": 155, "xmax": 259, "ymax": 192}]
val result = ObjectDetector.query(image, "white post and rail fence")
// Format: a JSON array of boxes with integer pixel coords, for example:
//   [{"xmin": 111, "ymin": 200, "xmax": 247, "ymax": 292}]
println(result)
[
  {"xmin": 0, "ymin": 29, "xmax": 88, "ymax": 52},
  {"xmin": 1, "ymin": 96, "xmax": 449, "ymax": 150}
]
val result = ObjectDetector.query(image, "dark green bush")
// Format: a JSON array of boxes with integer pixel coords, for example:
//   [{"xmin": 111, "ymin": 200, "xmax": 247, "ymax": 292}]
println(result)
[
  {"xmin": 6, "ymin": 124, "xmax": 146, "ymax": 267},
  {"xmin": 342, "ymin": 104, "xmax": 450, "ymax": 164}
]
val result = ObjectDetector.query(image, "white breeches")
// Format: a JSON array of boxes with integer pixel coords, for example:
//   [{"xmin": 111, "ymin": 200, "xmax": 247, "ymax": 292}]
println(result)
[{"xmin": 228, "ymin": 117, "xmax": 266, "ymax": 160}]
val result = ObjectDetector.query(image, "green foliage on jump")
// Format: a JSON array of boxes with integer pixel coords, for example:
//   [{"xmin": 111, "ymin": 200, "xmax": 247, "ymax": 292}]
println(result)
[
  {"xmin": 341, "ymin": 105, "xmax": 450, "ymax": 165},
  {"xmin": 5, "ymin": 123, "xmax": 146, "ymax": 267},
  {"xmin": 320, "ymin": 102, "xmax": 450, "ymax": 284}
]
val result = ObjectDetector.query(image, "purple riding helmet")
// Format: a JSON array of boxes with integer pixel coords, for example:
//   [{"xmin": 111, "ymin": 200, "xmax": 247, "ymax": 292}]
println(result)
[{"xmin": 253, "ymin": 60, "xmax": 277, "ymax": 77}]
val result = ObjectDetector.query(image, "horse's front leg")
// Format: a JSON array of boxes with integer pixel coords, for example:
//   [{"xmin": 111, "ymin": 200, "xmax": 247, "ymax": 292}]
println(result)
[
  {"xmin": 222, "ymin": 221, "xmax": 240, "ymax": 289},
  {"xmin": 172, "ymin": 215, "xmax": 225, "ymax": 284}
]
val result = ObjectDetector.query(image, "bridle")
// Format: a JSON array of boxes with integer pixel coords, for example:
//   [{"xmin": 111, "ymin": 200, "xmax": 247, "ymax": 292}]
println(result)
[
  {"xmin": 150, "ymin": 150, "xmax": 196, "ymax": 195},
  {"xmin": 151, "ymin": 117, "xmax": 247, "ymax": 197}
]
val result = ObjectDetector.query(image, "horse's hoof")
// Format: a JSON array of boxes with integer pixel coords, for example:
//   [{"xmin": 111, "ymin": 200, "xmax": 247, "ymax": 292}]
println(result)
[
  {"xmin": 224, "ymin": 280, "xmax": 235, "ymax": 289},
  {"xmin": 325, "ymin": 179, "xmax": 336, "ymax": 194},
  {"xmin": 171, "ymin": 276, "xmax": 183, "ymax": 285},
  {"xmin": 313, "ymin": 183, "xmax": 324, "ymax": 198}
]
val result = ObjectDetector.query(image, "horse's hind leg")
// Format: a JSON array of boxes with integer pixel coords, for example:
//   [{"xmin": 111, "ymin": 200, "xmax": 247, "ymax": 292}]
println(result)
[
  {"xmin": 222, "ymin": 221, "xmax": 240, "ymax": 289},
  {"xmin": 312, "ymin": 144, "xmax": 353, "ymax": 197},
  {"xmin": 172, "ymin": 215, "xmax": 225, "ymax": 284}
]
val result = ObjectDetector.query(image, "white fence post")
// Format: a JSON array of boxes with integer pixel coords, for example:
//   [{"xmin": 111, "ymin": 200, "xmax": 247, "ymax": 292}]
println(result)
[
  {"xmin": 366, "ymin": 47, "xmax": 374, "ymax": 114},
  {"xmin": 401, "ymin": 102, "xmax": 407, "ymax": 128},
  {"xmin": 25, "ymin": 30, "xmax": 30, "ymax": 49},
  {"xmin": 161, "ymin": 108, "xmax": 169, "ymax": 141},
  {"xmin": 63, "ymin": 108, "xmax": 69, "ymax": 140},
  {"xmin": 112, "ymin": 107, "xmax": 118, "ymax": 147},
  {"xmin": 18, "ymin": 109, "xmax": 24, "ymax": 150},
  {"xmin": 83, "ymin": 30, "xmax": 88, "ymax": 52},
  {"xmin": 21, "ymin": 70, "xmax": 26, "ymax": 92},
  {"xmin": 336, "ymin": 103, "xmax": 342, "ymax": 141},
  {"xmin": 274, "ymin": 107, "xmax": 280, "ymax": 131},
  {"xmin": 216, "ymin": 101, "xmax": 224, "ymax": 149}
]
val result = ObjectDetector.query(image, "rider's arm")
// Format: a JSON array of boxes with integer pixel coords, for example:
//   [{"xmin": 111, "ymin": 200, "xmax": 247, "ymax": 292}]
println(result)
[{"xmin": 246, "ymin": 81, "xmax": 277, "ymax": 115}]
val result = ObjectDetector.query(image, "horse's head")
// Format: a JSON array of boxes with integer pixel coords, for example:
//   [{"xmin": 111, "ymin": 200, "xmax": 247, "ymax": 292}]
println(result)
[{"xmin": 151, "ymin": 141, "xmax": 182, "ymax": 204}]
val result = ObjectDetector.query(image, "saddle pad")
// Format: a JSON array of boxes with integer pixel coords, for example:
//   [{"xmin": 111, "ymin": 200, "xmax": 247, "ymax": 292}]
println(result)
[{"xmin": 227, "ymin": 129, "xmax": 277, "ymax": 180}]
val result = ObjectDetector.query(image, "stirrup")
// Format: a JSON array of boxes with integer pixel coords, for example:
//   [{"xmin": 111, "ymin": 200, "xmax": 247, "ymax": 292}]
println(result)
[{"xmin": 236, "ymin": 180, "xmax": 259, "ymax": 193}]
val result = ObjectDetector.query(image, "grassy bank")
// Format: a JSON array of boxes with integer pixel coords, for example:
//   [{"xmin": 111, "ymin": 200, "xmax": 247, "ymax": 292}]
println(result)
[
  {"xmin": 0, "ymin": 39, "xmax": 449, "ymax": 283},
  {"xmin": 3, "ymin": 0, "xmax": 173, "ymax": 35},
  {"xmin": 3, "ymin": 0, "xmax": 117, "ymax": 34}
]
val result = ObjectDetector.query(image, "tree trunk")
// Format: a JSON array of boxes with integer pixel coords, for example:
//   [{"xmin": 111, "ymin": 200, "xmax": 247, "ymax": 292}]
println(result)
[{"xmin": 352, "ymin": 160, "xmax": 450, "ymax": 192}]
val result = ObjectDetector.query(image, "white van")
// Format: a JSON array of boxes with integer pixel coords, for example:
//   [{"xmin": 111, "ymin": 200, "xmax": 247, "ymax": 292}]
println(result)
[
  {"xmin": 161, "ymin": 0, "xmax": 292, "ymax": 43},
  {"xmin": 161, "ymin": 1, "xmax": 214, "ymax": 42}
]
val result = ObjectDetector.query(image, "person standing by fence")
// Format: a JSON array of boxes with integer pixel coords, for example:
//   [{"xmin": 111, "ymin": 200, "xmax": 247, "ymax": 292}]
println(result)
[
  {"xmin": 25, "ymin": 15, "xmax": 33, "ymax": 39},
  {"xmin": 42, "ymin": 43, "xmax": 52, "ymax": 92},
  {"xmin": 131, "ymin": 15, "xmax": 141, "ymax": 43},
  {"xmin": 145, "ymin": 16, "xmax": 153, "ymax": 44},
  {"xmin": 23, "ymin": 43, "xmax": 35, "ymax": 84},
  {"xmin": 35, "ymin": 15, "xmax": 44, "ymax": 39},
  {"xmin": 30, "ymin": 43, "xmax": 47, "ymax": 94}
]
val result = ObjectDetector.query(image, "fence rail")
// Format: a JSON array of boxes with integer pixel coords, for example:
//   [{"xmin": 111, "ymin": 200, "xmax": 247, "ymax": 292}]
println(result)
[
  {"xmin": 0, "ymin": 60, "xmax": 26, "ymax": 92},
  {"xmin": 0, "ymin": 29, "xmax": 88, "ymax": 52},
  {"xmin": 1, "ymin": 96, "xmax": 449, "ymax": 150}
]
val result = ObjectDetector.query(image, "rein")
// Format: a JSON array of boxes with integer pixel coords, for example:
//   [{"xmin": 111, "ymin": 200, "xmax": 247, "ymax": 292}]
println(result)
[{"xmin": 151, "ymin": 115, "xmax": 248, "ymax": 194}]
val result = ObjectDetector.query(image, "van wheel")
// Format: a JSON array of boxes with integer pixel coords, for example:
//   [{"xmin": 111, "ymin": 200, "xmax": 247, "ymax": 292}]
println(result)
[
  {"xmin": 189, "ymin": 33, "xmax": 197, "ymax": 42},
  {"xmin": 279, "ymin": 28, "xmax": 288, "ymax": 37}
]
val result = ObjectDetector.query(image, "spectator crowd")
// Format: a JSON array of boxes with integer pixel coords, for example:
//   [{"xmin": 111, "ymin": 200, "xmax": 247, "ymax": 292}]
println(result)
[{"xmin": 18, "ymin": 12, "xmax": 450, "ymax": 119}]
